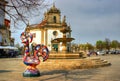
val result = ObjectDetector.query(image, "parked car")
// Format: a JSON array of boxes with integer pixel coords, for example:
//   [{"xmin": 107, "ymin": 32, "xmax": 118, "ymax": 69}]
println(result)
[
  {"xmin": 97, "ymin": 51, "xmax": 105, "ymax": 55},
  {"xmin": 111, "ymin": 50, "xmax": 120, "ymax": 54},
  {"xmin": 116, "ymin": 50, "xmax": 120, "ymax": 54}
]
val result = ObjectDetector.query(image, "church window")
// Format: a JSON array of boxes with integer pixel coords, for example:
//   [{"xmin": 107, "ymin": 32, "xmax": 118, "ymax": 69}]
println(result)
[
  {"xmin": 53, "ymin": 16, "xmax": 56, "ymax": 23},
  {"xmin": 53, "ymin": 31, "xmax": 58, "ymax": 37}
]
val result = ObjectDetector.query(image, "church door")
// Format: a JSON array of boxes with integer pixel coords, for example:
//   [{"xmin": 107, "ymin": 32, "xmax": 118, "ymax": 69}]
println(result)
[{"xmin": 52, "ymin": 44, "xmax": 58, "ymax": 52}]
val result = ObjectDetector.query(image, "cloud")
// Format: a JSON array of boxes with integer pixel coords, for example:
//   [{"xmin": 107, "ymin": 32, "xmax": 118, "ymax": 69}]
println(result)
[
  {"xmin": 54, "ymin": 0, "xmax": 120, "ymax": 44},
  {"xmin": 12, "ymin": 0, "xmax": 120, "ymax": 45}
]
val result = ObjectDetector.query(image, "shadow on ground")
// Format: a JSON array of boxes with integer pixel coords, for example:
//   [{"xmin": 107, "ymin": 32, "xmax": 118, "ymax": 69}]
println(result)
[
  {"xmin": 39, "ymin": 68, "xmax": 100, "ymax": 81},
  {"xmin": 0, "ymin": 70, "xmax": 12, "ymax": 73}
]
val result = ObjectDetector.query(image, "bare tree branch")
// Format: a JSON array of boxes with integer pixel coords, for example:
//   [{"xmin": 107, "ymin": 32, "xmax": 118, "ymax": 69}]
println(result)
[{"xmin": 0, "ymin": 0, "xmax": 49, "ymax": 29}]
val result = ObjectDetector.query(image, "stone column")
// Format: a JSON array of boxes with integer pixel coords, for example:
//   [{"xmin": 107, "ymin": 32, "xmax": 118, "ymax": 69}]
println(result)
[
  {"xmin": 41, "ymin": 29, "xmax": 44, "ymax": 44},
  {"xmin": 45, "ymin": 29, "xmax": 48, "ymax": 46}
]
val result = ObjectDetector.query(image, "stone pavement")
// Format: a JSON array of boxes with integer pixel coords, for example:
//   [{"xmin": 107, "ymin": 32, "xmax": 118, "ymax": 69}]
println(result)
[{"xmin": 0, "ymin": 54, "xmax": 120, "ymax": 81}]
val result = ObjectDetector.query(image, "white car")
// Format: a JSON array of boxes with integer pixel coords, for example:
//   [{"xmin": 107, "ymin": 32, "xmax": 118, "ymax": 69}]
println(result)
[{"xmin": 97, "ymin": 51, "xmax": 105, "ymax": 55}]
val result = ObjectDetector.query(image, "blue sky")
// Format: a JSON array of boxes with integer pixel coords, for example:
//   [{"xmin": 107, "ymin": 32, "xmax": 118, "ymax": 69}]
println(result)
[{"xmin": 11, "ymin": 0, "xmax": 120, "ymax": 45}]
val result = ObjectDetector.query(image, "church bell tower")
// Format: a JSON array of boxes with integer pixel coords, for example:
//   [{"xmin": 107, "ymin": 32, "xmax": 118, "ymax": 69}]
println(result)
[{"xmin": 44, "ymin": 4, "xmax": 61, "ymax": 24}]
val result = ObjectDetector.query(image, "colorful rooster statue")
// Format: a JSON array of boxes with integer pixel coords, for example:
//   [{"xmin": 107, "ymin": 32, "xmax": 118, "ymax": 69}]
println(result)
[{"xmin": 20, "ymin": 32, "xmax": 49, "ymax": 77}]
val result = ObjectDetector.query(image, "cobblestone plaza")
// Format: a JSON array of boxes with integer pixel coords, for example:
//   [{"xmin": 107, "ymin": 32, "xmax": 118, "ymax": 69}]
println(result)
[{"xmin": 0, "ymin": 55, "xmax": 120, "ymax": 81}]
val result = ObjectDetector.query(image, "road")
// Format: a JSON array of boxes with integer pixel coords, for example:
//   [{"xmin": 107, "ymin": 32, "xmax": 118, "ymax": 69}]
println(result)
[{"xmin": 0, "ymin": 54, "xmax": 120, "ymax": 81}]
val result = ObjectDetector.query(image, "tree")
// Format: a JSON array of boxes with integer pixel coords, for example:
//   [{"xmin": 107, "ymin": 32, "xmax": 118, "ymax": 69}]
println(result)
[
  {"xmin": 104, "ymin": 38, "xmax": 111, "ymax": 51},
  {"xmin": 111, "ymin": 40, "xmax": 119, "ymax": 50},
  {"xmin": 0, "ymin": 0, "xmax": 48, "ymax": 29},
  {"xmin": 96, "ymin": 40, "xmax": 104, "ymax": 51},
  {"xmin": 79, "ymin": 44, "xmax": 86, "ymax": 51},
  {"xmin": 85, "ymin": 43, "xmax": 94, "ymax": 51},
  {"xmin": 118, "ymin": 42, "xmax": 120, "ymax": 49}
]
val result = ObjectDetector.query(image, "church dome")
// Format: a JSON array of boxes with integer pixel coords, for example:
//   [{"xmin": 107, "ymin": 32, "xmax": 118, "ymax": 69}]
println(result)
[{"xmin": 48, "ymin": 4, "xmax": 60, "ymax": 13}]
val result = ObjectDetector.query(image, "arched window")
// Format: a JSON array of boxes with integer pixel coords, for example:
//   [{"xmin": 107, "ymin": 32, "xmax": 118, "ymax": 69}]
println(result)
[{"xmin": 53, "ymin": 16, "xmax": 56, "ymax": 23}]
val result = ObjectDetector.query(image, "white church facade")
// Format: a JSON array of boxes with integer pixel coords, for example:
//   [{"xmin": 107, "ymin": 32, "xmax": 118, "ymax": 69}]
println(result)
[{"xmin": 26, "ymin": 4, "xmax": 74, "ymax": 52}]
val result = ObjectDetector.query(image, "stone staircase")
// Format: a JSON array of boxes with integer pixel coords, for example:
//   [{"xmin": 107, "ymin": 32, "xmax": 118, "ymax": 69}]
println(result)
[
  {"xmin": 39, "ymin": 57, "xmax": 111, "ymax": 70},
  {"xmin": 89, "ymin": 57, "xmax": 111, "ymax": 68}
]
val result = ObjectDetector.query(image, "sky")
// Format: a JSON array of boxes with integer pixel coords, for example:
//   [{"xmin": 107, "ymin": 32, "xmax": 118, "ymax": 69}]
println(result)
[{"xmin": 11, "ymin": 0, "xmax": 120, "ymax": 45}]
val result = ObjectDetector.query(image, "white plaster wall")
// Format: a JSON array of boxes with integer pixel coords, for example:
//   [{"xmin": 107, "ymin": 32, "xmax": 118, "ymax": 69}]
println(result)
[
  {"xmin": 29, "ymin": 29, "xmax": 63, "ymax": 51},
  {"xmin": 47, "ymin": 30, "xmax": 63, "ymax": 44},
  {"xmin": 30, "ymin": 30, "xmax": 41, "ymax": 44},
  {"xmin": 44, "ymin": 30, "xmax": 46, "ymax": 45},
  {"xmin": 47, "ymin": 29, "xmax": 63, "ymax": 51}
]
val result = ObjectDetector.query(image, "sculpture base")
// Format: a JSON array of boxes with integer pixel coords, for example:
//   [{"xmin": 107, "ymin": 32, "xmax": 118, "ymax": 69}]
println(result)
[{"xmin": 23, "ymin": 68, "xmax": 40, "ymax": 77}]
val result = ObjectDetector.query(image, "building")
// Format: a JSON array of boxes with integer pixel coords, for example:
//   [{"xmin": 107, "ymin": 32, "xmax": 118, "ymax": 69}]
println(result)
[
  {"xmin": 26, "ymin": 4, "xmax": 74, "ymax": 52},
  {"xmin": 0, "ymin": 0, "xmax": 14, "ymax": 46}
]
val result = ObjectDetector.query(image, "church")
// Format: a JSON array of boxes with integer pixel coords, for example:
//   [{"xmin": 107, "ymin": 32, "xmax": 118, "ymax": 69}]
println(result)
[{"xmin": 25, "ymin": 4, "xmax": 74, "ymax": 52}]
